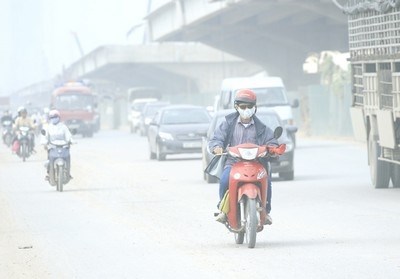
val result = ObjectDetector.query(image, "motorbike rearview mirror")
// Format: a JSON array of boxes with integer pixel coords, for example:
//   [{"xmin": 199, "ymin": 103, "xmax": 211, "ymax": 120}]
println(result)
[
  {"xmin": 40, "ymin": 129, "xmax": 46, "ymax": 136},
  {"xmin": 274, "ymin": 126, "xmax": 283, "ymax": 139}
]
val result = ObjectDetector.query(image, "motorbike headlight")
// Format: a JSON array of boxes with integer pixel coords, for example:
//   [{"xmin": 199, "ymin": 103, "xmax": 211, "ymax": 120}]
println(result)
[
  {"xmin": 238, "ymin": 147, "xmax": 258, "ymax": 160},
  {"xmin": 158, "ymin": 132, "xmax": 173, "ymax": 140}
]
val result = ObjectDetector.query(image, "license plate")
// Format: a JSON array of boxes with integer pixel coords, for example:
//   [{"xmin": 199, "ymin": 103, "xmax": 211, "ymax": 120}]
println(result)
[{"xmin": 183, "ymin": 141, "xmax": 202, "ymax": 148}]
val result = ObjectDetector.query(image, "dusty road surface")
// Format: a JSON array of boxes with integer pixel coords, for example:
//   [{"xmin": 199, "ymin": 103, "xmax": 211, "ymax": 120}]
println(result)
[{"xmin": 1, "ymin": 129, "xmax": 400, "ymax": 279}]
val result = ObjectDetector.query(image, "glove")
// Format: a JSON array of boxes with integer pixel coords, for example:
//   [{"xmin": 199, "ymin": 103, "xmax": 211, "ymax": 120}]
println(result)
[
  {"xmin": 268, "ymin": 144, "xmax": 286, "ymax": 155},
  {"xmin": 213, "ymin": 146, "xmax": 223, "ymax": 155}
]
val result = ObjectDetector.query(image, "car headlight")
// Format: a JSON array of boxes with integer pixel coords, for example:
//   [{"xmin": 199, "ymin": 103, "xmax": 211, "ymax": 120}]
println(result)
[
  {"xmin": 158, "ymin": 132, "xmax": 173, "ymax": 140},
  {"xmin": 285, "ymin": 142, "xmax": 294, "ymax": 152}
]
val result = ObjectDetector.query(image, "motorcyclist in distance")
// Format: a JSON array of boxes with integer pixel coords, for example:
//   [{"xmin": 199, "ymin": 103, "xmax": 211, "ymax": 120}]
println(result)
[
  {"xmin": 43, "ymin": 109, "xmax": 73, "ymax": 181},
  {"xmin": 13, "ymin": 107, "xmax": 36, "ymax": 153},
  {"xmin": 1, "ymin": 110, "xmax": 13, "ymax": 123}
]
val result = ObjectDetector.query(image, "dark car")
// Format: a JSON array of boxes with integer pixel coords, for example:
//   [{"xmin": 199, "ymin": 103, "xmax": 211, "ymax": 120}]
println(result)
[
  {"xmin": 138, "ymin": 101, "xmax": 170, "ymax": 136},
  {"xmin": 202, "ymin": 107, "xmax": 297, "ymax": 183},
  {"xmin": 148, "ymin": 105, "xmax": 212, "ymax": 161}
]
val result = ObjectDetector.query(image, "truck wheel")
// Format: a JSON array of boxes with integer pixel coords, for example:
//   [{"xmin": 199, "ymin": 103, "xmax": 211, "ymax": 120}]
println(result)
[
  {"xmin": 368, "ymin": 130, "xmax": 390, "ymax": 188},
  {"xmin": 86, "ymin": 129, "xmax": 94, "ymax": 138},
  {"xmin": 390, "ymin": 164, "xmax": 400, "ymax": 188},
  {"xmin": 279, "ymin": 171, "xmax": 294, "ymax": 181}
]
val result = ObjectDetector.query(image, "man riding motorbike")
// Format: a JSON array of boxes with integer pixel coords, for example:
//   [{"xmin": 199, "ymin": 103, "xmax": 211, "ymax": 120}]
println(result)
[
  {"xmin": 1, "ymin": 110, "xmax": 14, "ymax": 144},
  {"xmin": 43, "ymin": 109, "xmax": 73, "ymax": 181},
  {"xmin": 1, "ymin": 109, "xmax": 13, "ymax": 123},
  {"xmin": 208, "ymin": 89, "xmax": 279, "ymax": 224},
  {"xmin": 13, "ymin": 107, "xmax": 36, "ymax": 153}
]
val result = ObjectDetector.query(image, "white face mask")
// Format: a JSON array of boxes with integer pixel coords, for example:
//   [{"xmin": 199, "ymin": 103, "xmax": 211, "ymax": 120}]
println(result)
[
  {"xmin": 50, "ymin": 117, "xmax": 60, "ymax": 125},
  {"xmin": 237, "ymin": 107, "xmax": 256, "ymax": 120}
]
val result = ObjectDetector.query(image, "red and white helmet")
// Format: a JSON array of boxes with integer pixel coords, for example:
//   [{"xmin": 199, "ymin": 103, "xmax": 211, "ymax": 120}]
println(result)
[
  {"xmin": 48, "ymin": 109, "xmax": 60, "ymax": 119},
  {"xmin": 234, "ymin": 89, "xmax": 257, "ymax": 105}
]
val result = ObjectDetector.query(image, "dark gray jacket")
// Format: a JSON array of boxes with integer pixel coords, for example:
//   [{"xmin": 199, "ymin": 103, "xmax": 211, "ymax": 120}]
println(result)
[{"xmin": 208, "ymin": 111, "xmax": 278, "ymax": 166}]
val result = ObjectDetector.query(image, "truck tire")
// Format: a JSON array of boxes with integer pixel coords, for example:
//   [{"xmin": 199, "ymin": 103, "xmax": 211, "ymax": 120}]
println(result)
[
  {"xmin": 390, "ymin": 164, "xmax": 400, "ymax": 188},
  {"xmin": 368, "ymin": 130, "xmax": 390, "ymax": 188}
]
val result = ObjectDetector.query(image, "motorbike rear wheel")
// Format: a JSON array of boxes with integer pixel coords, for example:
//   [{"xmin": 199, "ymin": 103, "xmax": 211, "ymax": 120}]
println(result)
[{"xmin": 245, "ymin": 198, "xmax": 258, "ymax": 248}]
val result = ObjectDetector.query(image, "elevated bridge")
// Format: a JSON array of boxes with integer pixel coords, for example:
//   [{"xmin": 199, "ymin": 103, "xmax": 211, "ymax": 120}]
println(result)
[{"xmin": 146, "ymin": 0, "xmax": 348, "ymax": 90}]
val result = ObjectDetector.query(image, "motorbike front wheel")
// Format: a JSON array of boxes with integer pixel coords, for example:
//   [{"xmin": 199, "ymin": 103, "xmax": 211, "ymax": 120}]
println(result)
[
  {"xmin": 4, "ymin": 134, "xmax": 12, "ymax": 147},
  {"xmin": 21, "ymin": 142, "xmax": 28, "ymax": 162},
  {"xmin": 245, "ymin": 198, "xmax": 258, "ymax": 248},
  {"xmin": 56, "ymin": 165, "xmax": 64, "ymax": 192}
]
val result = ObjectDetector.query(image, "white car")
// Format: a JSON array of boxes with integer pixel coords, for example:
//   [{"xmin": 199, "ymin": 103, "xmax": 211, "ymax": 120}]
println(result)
[{"xmin": 128, "ymin": 98, "xmax": 158, "ymax": 133}]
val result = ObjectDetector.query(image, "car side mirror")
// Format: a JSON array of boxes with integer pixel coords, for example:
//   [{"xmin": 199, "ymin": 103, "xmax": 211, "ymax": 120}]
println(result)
[
  {"xmin": 274, "ymin": 126, "xmax": 283, "ymax": 139},
  {"xmin": 291, "ymin": 99, "xmax": 299, "ymax": 108},
  {"xmin": 286, "ymin": 125, "xmax": 298, "ymax": 134}
]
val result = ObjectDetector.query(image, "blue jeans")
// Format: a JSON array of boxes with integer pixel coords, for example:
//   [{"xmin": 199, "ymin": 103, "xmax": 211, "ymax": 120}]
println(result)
[{"xmin": 219, "ymin": 166, "xmax": 272, "ymax": 213}]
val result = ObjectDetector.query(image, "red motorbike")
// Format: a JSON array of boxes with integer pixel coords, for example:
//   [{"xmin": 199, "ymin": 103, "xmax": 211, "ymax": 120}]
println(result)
[{"xmin": 220, "ymin": 127, "xmax": 285, "ymax": 248}]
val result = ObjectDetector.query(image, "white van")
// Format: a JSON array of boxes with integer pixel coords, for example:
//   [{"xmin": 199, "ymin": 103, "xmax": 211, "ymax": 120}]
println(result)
[{"xmin": 217, "ymin": 76, "xmax": 299, "ymax": 126}]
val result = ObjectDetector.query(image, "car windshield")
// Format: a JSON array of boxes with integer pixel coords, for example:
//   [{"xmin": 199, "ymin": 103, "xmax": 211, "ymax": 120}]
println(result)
[
  {"xmin": 161, "ymin": 108, "xmax": 210, "ymax": 124},
  {"xmin": 257, "ymin": 113, "xmax": 280, "ymax": 129},
  {"xmin": 55, "ymin": 93, "xmax": 93, "ymax": 110},
  {"xmin": 132, "ymin": 103, "xmax": 147, "ymax": 112},
  {"xmin": 144, "ymin": 105, "xmax": 166, "ymax": 117},
  {"xmin": 239, "ymin": 87, "xmax": 287, "ymax": 106}
]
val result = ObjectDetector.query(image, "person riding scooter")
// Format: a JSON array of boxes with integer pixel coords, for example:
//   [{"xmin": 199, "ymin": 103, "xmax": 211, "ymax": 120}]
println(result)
[
  {"xmin": 13, "ymin": 107, "xmax": 36, "ymax": 153},
  {"xmin": 208, "ymin": 89, "xmax": 279, "ymax": 224},
  {"xmin": 43, "ymin": 109, "xmax": 73, "ymax": 181},
  {"xmin": 1, "ymin": 110, "xmax": 14, "ymax": 145}
]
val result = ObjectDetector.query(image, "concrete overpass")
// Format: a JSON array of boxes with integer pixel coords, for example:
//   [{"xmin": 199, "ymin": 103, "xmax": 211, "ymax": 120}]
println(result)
[
  {"xmin": 13, "ymin": 0, "xmax": 349, "ymax": 106},
  {"xmin": 63, "ymin": 42, "xmax": 262, "ymax": 100},
  {"xmin": 146, "ymin": 0, "xmax": 349, "ymax": 90},
  {"xmin": 11, "ymin": 42, "xmax": 261, "ymax": 110}
]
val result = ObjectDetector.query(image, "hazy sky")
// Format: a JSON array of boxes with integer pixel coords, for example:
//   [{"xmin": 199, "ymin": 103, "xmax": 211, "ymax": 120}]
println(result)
[{"xmin": 0, "ymin": 0, "xmax": 148, "ymax": 95}]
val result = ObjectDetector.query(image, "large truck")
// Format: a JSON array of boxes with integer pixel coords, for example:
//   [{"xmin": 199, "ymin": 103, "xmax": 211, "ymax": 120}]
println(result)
[
  {"xmin": 51, "ymin": 81, "xmax": 99, "ymax": 137},
  {"xmin": 337, "ymin": 0, "xmax": 400, "ymax": 188}
]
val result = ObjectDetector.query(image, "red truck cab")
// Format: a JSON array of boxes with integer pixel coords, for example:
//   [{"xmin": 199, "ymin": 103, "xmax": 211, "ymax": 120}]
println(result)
[{"xmin": 51, "ymin": 81, "xmax": 98, "ymax": 137}]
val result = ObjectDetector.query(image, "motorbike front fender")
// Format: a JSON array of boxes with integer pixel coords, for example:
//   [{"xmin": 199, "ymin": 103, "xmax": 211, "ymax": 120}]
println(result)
[
  {"xmin": 238, "ymin": 183, "xmax": 260, "ymax": 200},
  {"xmin": 54, "ymin": 158, "xmax": 65, "ymax": 167}
]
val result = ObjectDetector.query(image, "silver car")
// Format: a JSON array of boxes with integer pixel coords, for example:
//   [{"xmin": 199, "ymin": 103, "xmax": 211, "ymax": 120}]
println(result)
[{"xmin": 148, "ymin": 105, "xmax": 212, "ymax": 161}]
